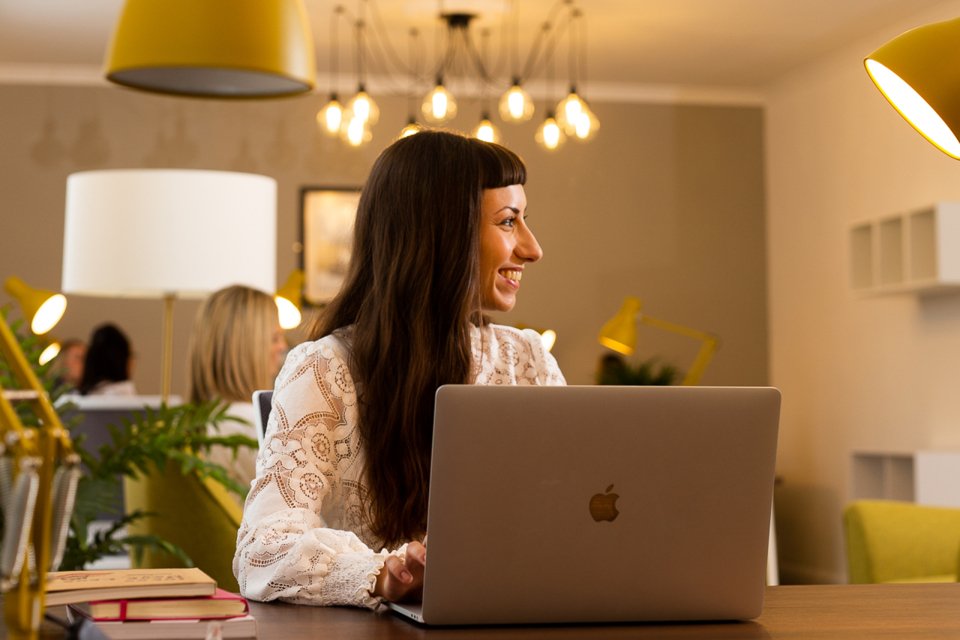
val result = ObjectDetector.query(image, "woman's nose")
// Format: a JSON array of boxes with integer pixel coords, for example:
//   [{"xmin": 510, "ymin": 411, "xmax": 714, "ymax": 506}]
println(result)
[{"xmin": 517, "ymin": 226, "xmax": 543, "ymax": 263}]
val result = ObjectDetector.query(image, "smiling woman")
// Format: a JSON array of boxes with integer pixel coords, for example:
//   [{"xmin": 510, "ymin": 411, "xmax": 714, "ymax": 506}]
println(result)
[{"xmin": 234, "ymin": 129, "xmax": 566, "ymax": 610}]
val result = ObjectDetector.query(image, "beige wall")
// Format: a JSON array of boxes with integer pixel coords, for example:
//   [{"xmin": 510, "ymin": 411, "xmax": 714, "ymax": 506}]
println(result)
[
  {"xmin": 0, "ymin": 83, "xmax": 767, "ymax": 399},
  {"xmin": 766, "ymin": 0, "xmax": 960, "ymax": 584}
]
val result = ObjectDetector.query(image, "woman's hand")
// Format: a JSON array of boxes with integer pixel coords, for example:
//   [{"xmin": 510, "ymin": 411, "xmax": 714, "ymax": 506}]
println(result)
[{"xmin": 373, "ymin": 540, "xmax": 427, "ymax": 603}]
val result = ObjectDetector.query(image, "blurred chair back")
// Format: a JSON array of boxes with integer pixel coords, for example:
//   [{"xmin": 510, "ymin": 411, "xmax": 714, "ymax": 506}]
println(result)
[
  {"xmin": 844, "ymin": 499, "xmax": 960, "ymax": 583},
  {"xmin": 124, "ymin": 461, "xmax": 243, "ymax": 592},
  {"xmin": 252, "ymin": 389, "xmax": 272, "ymax": 447}
]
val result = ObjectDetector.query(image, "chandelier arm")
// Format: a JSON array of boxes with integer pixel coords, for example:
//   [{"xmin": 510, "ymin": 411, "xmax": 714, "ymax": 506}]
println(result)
[
  {"xmin": 519, "ymin": 0, "xmax": 569, "ymax": 81},
  {"xmin": 364, "ymin": 0, "xmax": 419, "ymax": 78}
]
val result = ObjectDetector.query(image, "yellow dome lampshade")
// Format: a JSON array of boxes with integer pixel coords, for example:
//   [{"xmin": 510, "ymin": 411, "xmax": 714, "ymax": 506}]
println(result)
[
  {"xmin": 865, "ymin": 17, "xmax": 960, "ymax": 159},
  {"xmin": 4, "ymin": 276, "xmax": 67, "ymax": 336},
  {"xmin": 104, "ymin": 0, "xmax": 317, "ymax": 98},
  {"xmin": 275, "ymin": 269, "xmax": 304, "ymax": 330},
  {"xmin": 598, "ymin": 296, "xmax": 641, "ymax": 356}
]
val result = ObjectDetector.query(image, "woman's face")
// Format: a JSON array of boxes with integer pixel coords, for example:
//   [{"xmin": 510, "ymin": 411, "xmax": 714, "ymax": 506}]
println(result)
[{"xmin": 478, "ymin": 184, "xmax": 543, "ymax": 312}]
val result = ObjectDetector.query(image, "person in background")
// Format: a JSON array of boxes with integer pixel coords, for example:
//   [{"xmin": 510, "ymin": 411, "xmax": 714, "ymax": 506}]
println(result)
[
  {"xmin": 78, "ymin": 324, "xmax": 136, "ymax": 396},
  {"xmin": 52, "ymin": 338, "xmax": 85, "ymax": 390},
  {"xmin": 187, "ymin": 284, "xmax": 287, "ymax": 499},
  {"xmin": 234, "ymin": 130, "xmax": 565, "ymax": 609}
]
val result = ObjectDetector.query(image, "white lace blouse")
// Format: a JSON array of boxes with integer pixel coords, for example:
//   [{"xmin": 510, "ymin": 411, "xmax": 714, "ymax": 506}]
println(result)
[{"xmin": 233, "ymin": 324, "xmax": 566, "ymax": 608}]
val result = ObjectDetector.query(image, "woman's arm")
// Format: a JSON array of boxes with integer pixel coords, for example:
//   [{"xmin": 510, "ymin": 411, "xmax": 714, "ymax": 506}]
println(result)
[{"xmin": 233, "ymin": 339, "xmax": 395, "ymax": 608}]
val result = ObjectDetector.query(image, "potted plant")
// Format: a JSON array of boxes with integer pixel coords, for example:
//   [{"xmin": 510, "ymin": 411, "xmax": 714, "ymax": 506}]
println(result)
[{"xmin": 0, "ymin": 309, "xmax": 257, "ymax": 571}]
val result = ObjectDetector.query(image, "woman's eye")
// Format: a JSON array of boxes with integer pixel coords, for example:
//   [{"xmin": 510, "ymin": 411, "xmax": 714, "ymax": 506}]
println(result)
[{"xmin": 499, "ymin": 217, "xmax": 517, "ymax": 228}]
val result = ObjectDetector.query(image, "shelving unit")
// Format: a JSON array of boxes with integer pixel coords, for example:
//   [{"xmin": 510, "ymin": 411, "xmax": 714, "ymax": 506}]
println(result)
[
  {"xmin": 850, "ymin": 452, "xmax": 914, "ymax": 501},
  {"xmin": 849, "ymin": 202, "xmax": 960, "ymax": 294},
  {"xmin": 850, "ymin": 450, "xmax": 960, "ymax": 506}
]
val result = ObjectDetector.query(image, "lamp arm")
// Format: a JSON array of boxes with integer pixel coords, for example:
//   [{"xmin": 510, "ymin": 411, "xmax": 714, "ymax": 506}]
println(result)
[
  {"xmin": 638, "ymin": 313, "xmax": 714, "ymax": 343},
  {"xmin": 638, "ymin": 314, "xmax": 719, "ymax": 385}
]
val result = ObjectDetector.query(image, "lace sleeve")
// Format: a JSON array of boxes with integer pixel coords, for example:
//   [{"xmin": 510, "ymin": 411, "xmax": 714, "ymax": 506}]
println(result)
[
  {"xmin": 233, "ymin": 339, "xmax": 390, "ymax": 609},
  {"xmin": 520, "ymin": 329, "xmax": 567, "ymax": 386}
]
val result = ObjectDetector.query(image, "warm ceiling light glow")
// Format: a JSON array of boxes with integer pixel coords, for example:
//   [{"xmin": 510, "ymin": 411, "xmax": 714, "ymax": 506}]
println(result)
[
  {"xmin": 422, "ymin": 83, "xmax": 457, "ymax": 123},
  {"xmin": 865, "ymin": 59, "xmax": 960, "ymax": 158},
  {"xmin": 499, "ymin": 83, "xmax": 534, "ymax": 122},
  {"xmin": 535, "ymin": 114, "xmax": 565, "ymax": 151},
  {"xmin": 347, "ymin": 89, "xmax": 379, "ymax": 126},
  {"xmin": 343, "ymin": 115, "xmax": 371, "ymax": 147},
  {"xmin": 399, "ymin": 121, "xmax": 421, "ymax": 138},
  {"xmin": 556, "ymin": 91, "xmax": 585, "ymax": 134},
  {"xmin": 473, "ymin": 117, "xmax": 500, "ymax": 143},
  {"xmin": 573, "ymin": 106, "xmax": 600, "ymax": 142},
  {"xmin": 317, "ymin": 96, "xmax": 344, "ymax": 136}
]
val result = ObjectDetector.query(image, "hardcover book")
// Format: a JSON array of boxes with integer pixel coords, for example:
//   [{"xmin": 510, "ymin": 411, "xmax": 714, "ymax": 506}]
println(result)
[
  {"xmin": 67, "ymin": 588, "xmax": 248, "ymax": 621},
  {"xmin": 67, "ymin": 613, "xmax": 258, "ymax": 640},
  {"xmin": 46, "ymin": 568, "xmax": 217, "ymax": 607}
]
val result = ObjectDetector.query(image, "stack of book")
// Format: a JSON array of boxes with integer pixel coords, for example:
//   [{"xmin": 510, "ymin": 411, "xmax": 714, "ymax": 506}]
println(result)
[{"xmin": 47, "ymin": 568, "xmax": 257, "ymax": 639}]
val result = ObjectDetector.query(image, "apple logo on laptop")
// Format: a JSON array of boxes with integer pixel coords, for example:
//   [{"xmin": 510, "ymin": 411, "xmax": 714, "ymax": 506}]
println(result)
[{"xmin": 589, "ymin": 484, "xmax": 620, "ymax": 522}]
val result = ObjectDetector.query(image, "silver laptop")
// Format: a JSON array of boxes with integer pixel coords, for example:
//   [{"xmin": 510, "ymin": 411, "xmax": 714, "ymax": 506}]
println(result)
[{"xmin": 388, "ymin": 384, "xmax": 780, "ymax": 626}]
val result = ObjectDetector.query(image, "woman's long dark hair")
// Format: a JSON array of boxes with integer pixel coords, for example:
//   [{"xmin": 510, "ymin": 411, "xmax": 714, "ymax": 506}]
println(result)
[{"xmin": 311, "ymin": 130, "xmax": 526, "ymax": 547}]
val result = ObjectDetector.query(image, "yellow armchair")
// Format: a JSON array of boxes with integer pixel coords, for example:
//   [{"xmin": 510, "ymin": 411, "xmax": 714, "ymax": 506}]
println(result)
[
  {"xmin": 843, "ymin": 499, "xmax": 960, "ymax": 583},
  {"xmin": 124, "ymin": 461, "xmax": 243, "ymax": 592}
]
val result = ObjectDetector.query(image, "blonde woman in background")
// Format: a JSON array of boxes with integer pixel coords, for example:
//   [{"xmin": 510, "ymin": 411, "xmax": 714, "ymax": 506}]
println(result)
[{"xmin": 188, "ymin": 285, "xmax": 288, "ymax": 500}]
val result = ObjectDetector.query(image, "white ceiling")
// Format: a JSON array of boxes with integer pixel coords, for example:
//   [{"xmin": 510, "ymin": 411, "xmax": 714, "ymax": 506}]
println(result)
[{"xmin": 0, "ymin": 0, "xmax": 947, "ymax": 92}]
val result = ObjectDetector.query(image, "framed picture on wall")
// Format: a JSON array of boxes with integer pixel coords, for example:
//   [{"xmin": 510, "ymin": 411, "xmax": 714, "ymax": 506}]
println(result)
[{"xmin": 300, "ymin": 186, "xmax": 361, "ymax": 305}]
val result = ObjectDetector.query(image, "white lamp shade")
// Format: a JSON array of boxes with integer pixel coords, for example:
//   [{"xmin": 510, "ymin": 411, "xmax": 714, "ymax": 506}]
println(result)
[{"xmin": 63, "ymin": 169, "xmax": 276, "ymax": 298}]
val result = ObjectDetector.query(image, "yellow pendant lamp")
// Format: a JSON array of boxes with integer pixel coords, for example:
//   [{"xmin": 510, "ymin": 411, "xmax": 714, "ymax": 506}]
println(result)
[
  {"xmin": 865, "ymin": 17, "xmax": 960, "ymax": 159},
  {"xmin": 105, "ymin": 0, "xmax": 316, "ymax": 98}
]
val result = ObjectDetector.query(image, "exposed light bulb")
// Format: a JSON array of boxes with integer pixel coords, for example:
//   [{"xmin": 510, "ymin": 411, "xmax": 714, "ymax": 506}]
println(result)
[
  {"xmin": 472, "ymin": 116, "xmax": 500, "ymax": 143},
  {"xmin": 342, "ymin": 115, "xmax": 372, "ymax": 147},
  {"xmin": 573, "ymin": 106, "xmax": 600, "ymax": 142},
  {"xmin": 499, "ymin": 82, "xmax": 534, "ymax": 123},
  {"xmin": 347, "ymin": 89, "xmax": 379, "ymax": 126},
  {"xmin": 422, "ymin": 82, "xmax": 457, "ymax": 123},
  {"xmin": 399, "ymin": 119, "xmax": 421, "ymax": 139},
  {"xmin": 555, "ymin": 90, "xmax": 586, "ymax": 134},
  {"xmin": 316, "ymin": 96, "xmax": 344, "ymax": 136},
  {"xmin": 535, "ymin": 113, "xmax": 566, "ymax": 151}
]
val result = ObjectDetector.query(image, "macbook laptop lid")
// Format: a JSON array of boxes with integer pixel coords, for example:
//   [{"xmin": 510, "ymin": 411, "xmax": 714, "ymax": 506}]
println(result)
[{"xmin": 389, "ymin": 385, "xmax": 780, "ymax": 626}]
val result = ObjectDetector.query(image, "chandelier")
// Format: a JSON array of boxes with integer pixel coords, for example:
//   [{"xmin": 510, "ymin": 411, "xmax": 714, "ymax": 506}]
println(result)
[{"xmin": 315, "ymin": 0, "xmax": 599, "ymax": 151}]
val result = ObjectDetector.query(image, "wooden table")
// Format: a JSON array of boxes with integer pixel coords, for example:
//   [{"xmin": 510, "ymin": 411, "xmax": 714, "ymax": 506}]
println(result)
[{"xmin": 22, "ymin": 584, "xmax": 960, "ymax": 639}]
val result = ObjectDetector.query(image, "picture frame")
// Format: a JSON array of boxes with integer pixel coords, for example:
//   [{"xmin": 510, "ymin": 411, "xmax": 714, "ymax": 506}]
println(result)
[{"xmin": 300, "ymin": 186, "xmax": 361, "ymax": 305}]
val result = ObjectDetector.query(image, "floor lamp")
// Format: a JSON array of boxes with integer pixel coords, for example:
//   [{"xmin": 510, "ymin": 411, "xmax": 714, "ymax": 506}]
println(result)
[{"xmin": 62, "ymin": 169, "xmax": 277, "ymax": 402}]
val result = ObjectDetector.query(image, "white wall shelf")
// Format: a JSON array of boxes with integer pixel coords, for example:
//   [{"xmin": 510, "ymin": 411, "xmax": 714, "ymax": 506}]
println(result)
[
  {"xmin": 851, "ymin": 450, "xmax": 960, "ymax": 506},
  {"xmin": 850, "ymin": 202, "xmax": 960, "ymax": 295}
]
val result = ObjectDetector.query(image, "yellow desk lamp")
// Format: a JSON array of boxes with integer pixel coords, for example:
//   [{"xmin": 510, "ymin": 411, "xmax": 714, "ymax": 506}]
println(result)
[
  {"xmin": 865, "ymin": 17, "xmax": 960, "ymax": 159},
  {"xmin": 598, "ymin": 297, "xmax": 718, "ymax": 385},
  {"xmin": 0, "ymin": 314, "xmax": 79, "ymax": 640},
  {"xmin": 3, "ymin": 277, "xmax": 66, "ymax": 336},
  {"xmin": 275, "ymin": 270, "xmax": 304, "ymax": 330}
]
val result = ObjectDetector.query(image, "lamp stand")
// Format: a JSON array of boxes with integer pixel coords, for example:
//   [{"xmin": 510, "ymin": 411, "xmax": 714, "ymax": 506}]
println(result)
[
  {"xmin": 637, "ymin": 314, "xmax": 719, "ymax": 386},
  {"xmin": 161, "ymin": 294, "xmax": 175, "ymax": 404}
]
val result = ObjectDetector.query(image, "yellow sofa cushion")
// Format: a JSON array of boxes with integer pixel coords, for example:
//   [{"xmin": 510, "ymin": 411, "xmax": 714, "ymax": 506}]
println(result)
[{"xmin": 844, "ymin": 500, "xmax": 960, "ymax": 584}]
